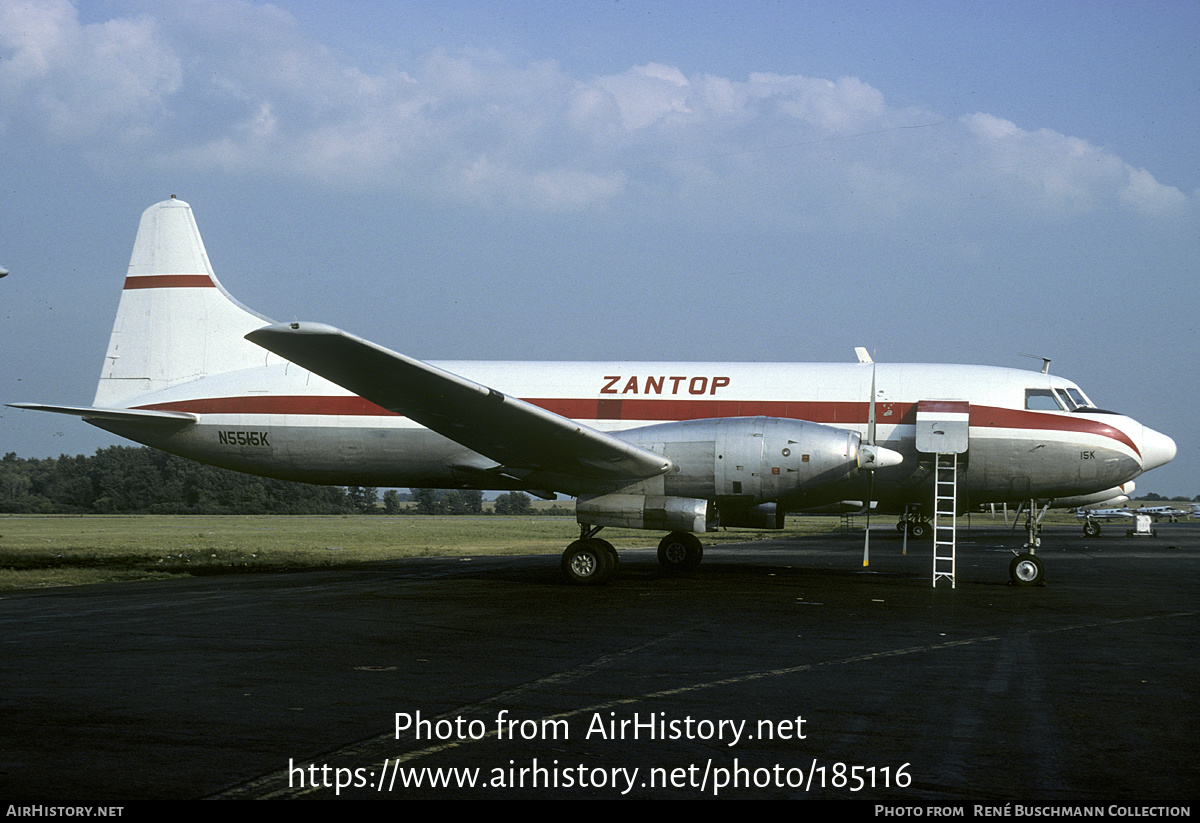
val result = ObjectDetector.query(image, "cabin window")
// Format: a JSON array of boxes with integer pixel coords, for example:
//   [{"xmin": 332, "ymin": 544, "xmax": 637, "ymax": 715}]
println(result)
[{"xmin": 1025, "ymin": 389, "xmax": 1064, "ymax": 411}]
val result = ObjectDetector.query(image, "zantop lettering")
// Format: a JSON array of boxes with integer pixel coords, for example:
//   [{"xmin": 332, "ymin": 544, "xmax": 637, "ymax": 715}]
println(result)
[{"xmin": 601, "ymin": 375, "xmax": 730, "ymax": 396}]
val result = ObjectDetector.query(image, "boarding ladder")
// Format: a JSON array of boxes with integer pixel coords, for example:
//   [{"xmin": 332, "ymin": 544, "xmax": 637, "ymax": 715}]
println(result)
[
  {"xmin": 932, "ymin": 453, "xmax": 958, "ymax": 588},
  {"xmin": 915, "ymin": 400, "xmax": 969, "ymax": 589}
]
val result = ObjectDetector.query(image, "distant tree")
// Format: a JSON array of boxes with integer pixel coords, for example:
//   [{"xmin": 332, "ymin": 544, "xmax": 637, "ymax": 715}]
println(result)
[
  {"xmin": 411, "ymin": 488, "xmax": 444, "ymax": 515},
  {"xmin": 493, "ymin": 491, "xmax": 533, "ymax": 516},
  {"xmin": 443, "ymin": 489, "xmax": 483, "ymax": 515},
  {"xmin": 383, "ymin": 489, "xmax": 402, "ymax": 514},
  {"xmin": 347, "ymin": 486, "xmax": 378, "ymax": 513}
]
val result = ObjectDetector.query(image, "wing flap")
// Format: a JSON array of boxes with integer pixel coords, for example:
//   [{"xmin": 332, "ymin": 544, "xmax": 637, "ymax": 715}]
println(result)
[{"xmin": 246, "ymin": 322, "xmax": 672, "ymax": 482}]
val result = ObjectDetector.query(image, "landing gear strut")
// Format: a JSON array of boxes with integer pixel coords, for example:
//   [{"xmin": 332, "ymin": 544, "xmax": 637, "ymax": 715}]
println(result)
[{"xmin": 1009, "ymin": 499, "xmax": 1048, "ymax": 587}]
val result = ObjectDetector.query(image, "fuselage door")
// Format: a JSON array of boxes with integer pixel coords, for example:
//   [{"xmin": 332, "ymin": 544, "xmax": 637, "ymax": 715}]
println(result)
[{"xmin": 915, "ymin": 400, "xmax": 970, "ymax": 454}]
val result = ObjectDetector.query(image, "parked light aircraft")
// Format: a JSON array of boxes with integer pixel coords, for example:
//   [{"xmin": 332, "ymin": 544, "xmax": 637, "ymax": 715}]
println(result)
[
  {"xmin": 10, "ymin": 199, "xmax": 1177, "ymax": 586},
  {"xmin": 1074, "ymin": 507, "xmax": 1135, "ymax": 537},
  {"xmin": 1131, "ymin": 505, "xmax": 1188, "ymax": 522}
]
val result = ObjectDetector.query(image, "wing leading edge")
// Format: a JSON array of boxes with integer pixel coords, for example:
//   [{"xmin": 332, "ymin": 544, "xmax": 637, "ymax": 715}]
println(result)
[{"xmin": 246, "ymin": 322, "xmax": 673, "ymax": 484}]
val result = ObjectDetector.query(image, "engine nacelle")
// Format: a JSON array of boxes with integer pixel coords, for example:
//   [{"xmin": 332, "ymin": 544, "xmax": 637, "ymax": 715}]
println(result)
[
  {"xmin": 576, "ymin": 493, "xmax": 708, "ymax": 532},
  {"xmin": 615, "ymin": 416, "xmax": 871, "ymax": 505}
]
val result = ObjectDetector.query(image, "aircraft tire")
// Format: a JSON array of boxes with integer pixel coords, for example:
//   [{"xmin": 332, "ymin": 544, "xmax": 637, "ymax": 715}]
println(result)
[
  {"xmin": 908, "ymin": 521, "xmax": 930, "ymax": 540},
  {"xmin": 657, "ymin": 531, "xmax": 703, "ymax": 573},
  {"xmin": 594, "ymin": 538, "xmax": 619, "ymax": 571},
  {"xmin": 1009, "ymin": 553, "xmax": 1045, "ymax": 587},
  {"xmin": 561, "ymin": 539, "xmax": 614, "ymax": 586},
  {"xmin": 1082, "ymin": 521, "xmax": 1101, "ymax": 537}
]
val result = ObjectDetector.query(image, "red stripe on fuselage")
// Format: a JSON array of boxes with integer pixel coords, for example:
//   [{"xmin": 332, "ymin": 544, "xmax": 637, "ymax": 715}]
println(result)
[
  {"xmin": 132, "ymin": 395, "xmax": 1140, "ymax": 455},
  {"xmin": 136, "ymin": 396, "xmax": 397, "ymax": 416},
  {"xmin": 123, "ymin": 275, "xmax": 216, "ymax": 289}
]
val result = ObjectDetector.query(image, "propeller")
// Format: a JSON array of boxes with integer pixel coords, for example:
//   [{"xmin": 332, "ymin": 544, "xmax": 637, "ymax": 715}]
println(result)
[
  {"xmin": 851, "ymin": 348, "xmax": 901, "ymax": 567},
  {"xmin": 855, "ymin": 360, "xmax": 903, "ymax": 567},
  {"xmin": 863, "ymin": 360, "xmax": 877, "ymax": 568}
]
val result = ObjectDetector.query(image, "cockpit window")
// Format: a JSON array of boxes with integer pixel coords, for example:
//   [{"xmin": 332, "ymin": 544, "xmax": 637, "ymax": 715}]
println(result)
[
  {"xmin": 1054, "ymin": 389, "xmax": 1078, "ymax": 410},
  {"xmin": 1025, "ymin": 388, "xmax": 1064, "ymax": 411},
  {"xmin": 1064, "ymin": 388, "xmax": 1091, "ymax": 409}
]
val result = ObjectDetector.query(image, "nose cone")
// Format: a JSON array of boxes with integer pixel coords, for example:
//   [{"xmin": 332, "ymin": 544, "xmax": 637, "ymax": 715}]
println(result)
[
  {"xmin": 1140, "ymin": 426, "xmax": 1176, "ymax": 472},
  {"xmin": 859, "ymin": 444, "xmax": 904, "ymax": 470}
]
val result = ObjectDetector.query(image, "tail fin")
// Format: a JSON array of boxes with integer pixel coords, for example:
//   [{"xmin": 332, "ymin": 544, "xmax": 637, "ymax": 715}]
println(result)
[{"xmin": 93, "ymin": 198, "xmax": 273, "ymax": 408}]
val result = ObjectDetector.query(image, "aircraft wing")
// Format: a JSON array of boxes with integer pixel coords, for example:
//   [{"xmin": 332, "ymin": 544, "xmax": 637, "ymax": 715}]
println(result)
[{"xmin": 246, "ymin": 322, "xmax": 673, "ymax": 482}]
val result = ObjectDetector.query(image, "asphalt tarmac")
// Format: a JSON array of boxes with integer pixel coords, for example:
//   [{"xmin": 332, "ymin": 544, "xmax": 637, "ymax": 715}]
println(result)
[{"xmin": 1, "ymin": 522, "xmax": 1196, "ymax": 801}]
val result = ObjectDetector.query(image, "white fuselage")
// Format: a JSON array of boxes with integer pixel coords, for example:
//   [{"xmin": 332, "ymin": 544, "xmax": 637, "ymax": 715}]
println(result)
[
  {"xmin": 93, "ymin": 358, "xmax": 1169, "ymax": 513},
  {"xmin": 19, "ymin": 199, "xmax": 1172, "ymax": 520}
]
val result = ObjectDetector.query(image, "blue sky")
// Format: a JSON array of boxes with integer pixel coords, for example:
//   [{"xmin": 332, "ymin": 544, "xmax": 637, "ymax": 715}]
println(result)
[{"xmin": 2, "ymin": 0, "xmax": 1196, "ymax": 496}]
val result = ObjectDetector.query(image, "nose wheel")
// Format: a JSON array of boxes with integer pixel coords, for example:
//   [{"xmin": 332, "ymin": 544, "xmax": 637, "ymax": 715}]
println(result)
[
  {"xmin": 1009, "ymin": 553, "xmax": 1045, "ymax": 586},
  {"xmin": 1009, "ymin": 499, "xmax": 1048, "ymax": 586}
]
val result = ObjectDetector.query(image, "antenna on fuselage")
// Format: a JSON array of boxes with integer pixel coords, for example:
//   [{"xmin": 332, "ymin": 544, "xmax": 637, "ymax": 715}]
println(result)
[{"xmin": 1019, "ymin": 353, "xmax": 1052, "ymax": 374}]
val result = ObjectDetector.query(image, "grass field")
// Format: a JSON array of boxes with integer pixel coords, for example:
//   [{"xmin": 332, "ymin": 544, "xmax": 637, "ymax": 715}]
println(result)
[
  {"xmin": 0, "ymin": 512, "xmax": 853, "ymax": 590},
  {"xmin": 0, "ymin": 507, "xmax": 1096, "ymax": 591}
]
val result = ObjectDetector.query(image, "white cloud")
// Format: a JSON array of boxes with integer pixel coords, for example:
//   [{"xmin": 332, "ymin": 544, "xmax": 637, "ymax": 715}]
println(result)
[
  {"xmin": 593, "ymin": 62, "xmax": 692, "ymax": 130},
  {"xmin": 1121, "ymin": 167, "xmax": 1189, "ymax": 216},
  {"xmin": 0, "ymin": 1, "xmax": 1189, "ymax": 221},
  {"xmin": 962, "ymin": 113, "xmax": 1187, "ymax": 217},
  {"xmin": 0, "ymin": 0, "xmax": 180, "ymax": 140}
]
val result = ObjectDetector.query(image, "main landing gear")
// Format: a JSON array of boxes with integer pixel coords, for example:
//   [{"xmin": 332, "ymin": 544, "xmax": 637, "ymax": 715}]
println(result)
[
  {"xmin": 561, "ymin": 527, "xmax": 619, "ymax": 586},
  {"xmin": 895, "ymin": 513, "xmax": 930, "ymax": 539},
  {"xmin": 560, "ymin": 528, "xmax": 704, "ymax": 585},
  {"xmin": 656, "ymin": 531, "xmax": 704, "ymax": 573},
  {"xmin": 1009, "ymin": 499, "xmax": 1047, "ymax": 587}
]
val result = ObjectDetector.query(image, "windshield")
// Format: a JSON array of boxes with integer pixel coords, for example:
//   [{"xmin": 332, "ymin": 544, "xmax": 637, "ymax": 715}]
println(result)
[
  {"xmin": 1028, "ymin": 386, "xmax": 1098, "ymax": 412},
  {"xmin": 1025, "ymin": 388, "xmax": 1063, "ymax": 411}
]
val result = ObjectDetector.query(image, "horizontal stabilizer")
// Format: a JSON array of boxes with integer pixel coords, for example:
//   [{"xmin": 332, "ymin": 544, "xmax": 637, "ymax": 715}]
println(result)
[
  {"xmin": 8, "ymin": 403, "xmax": 197, "ymax": 425},
  {"xmin": 246, "ymin": 322, "xmax": 673, "ymax": 481}
]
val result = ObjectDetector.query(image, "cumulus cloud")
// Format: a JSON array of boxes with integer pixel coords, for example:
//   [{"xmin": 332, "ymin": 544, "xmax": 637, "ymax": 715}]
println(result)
[
  {"xmin": 0, "ymin": 0, "xmax": 1189, "ymax": 220},
  {"xmin": 961, "ymin": 113, "xmax": 1187, "ymax": 217},
  {"xmin": 0, "ymin": 0, "xmax": 180, "ymax": 141}
]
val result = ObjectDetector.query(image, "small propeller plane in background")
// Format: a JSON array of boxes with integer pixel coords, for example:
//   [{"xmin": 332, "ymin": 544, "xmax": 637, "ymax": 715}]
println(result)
[{"xmin": 11, "ymin": 199, "xmax": 1177, "ymax": 586}]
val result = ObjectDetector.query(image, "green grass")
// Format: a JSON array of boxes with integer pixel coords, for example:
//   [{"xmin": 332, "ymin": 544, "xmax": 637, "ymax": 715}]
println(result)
[
  {"xmin": 0, "ymin": 508, "xmax": 1093, "ymax": 591},
  {"xmin": 0, "ymin": 513, "xmax": 843, "ymax": 590}
]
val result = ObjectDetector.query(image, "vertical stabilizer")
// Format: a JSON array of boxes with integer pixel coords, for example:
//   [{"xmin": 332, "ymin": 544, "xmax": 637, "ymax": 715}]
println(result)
[{"xmin": 93, "ymin": 198, "xmax": 273, "ymax": 408}]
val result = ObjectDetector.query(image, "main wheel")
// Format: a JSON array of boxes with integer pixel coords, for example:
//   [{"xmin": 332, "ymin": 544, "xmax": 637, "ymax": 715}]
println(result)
[
  {"xmin": 1082, "ymin": 520, "xmax": 1101, "ymax": 537},
  {"xmin": 593, "ymin": 537, "xmax": 619, "ymax": 571},
  {"xmin": 561, "ymin": 539, "xmax": 614, "ymax": 585},
  {"xmin": 657, "ymin": 531, "xmax": 703, "ymax": 573},
  {"xmin": 908, "ymin": 520, "xmax": 929, "ymax": 539},
  {"xmin": 1009, "ymin": 553, "xmax": 1045, "ymax": 587}
]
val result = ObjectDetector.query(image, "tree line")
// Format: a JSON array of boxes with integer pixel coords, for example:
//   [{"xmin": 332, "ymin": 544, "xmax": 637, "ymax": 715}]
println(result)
[
  {"xmin": 0, "ymin": 447, "xmax": 562, "ymax": 515},
  {"xmin": 1, "ymin": 447, "xmax": 356, "ymax": 514}
]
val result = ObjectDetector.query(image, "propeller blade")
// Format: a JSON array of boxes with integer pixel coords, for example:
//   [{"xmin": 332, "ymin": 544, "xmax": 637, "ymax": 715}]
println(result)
[{"xmin": 863, "ymin": 360, "xmax": 877, "ymax": 568}]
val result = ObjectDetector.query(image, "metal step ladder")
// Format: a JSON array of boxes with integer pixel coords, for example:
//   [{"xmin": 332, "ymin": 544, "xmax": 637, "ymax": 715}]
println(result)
[{"xmin": 933, "ymin": 453, "xmax": 957, "ymax": 588}]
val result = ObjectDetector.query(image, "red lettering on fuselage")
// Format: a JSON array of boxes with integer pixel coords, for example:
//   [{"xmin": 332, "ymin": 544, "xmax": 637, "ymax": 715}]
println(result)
[{"xmin": 599, "ymin": 376, "xmax": 731, "ymax": 396}]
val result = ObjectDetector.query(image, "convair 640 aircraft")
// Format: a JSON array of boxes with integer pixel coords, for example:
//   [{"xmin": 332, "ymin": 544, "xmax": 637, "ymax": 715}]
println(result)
[{"xmin": 11, "ymin": 199, "xmax": 1176, "ymax": 586}]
